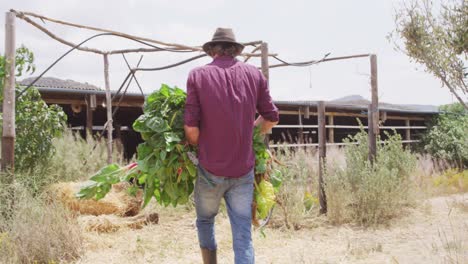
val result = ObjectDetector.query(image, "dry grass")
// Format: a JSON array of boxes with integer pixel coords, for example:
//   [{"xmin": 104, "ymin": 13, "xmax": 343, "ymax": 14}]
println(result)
[
  {"xmin": 79, "ymin": 213, "xmax": 159, "ymax": 233},
  {"xmin": 77, "ymin": 194, "xmax": 468, "ymax": 264},
  {"xmin": 0, "ymin": 183, "xmax": 83, "ymax": 263}
]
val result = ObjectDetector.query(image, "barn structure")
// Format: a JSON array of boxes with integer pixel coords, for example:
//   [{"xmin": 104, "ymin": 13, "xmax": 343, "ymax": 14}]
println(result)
[{"xmin": 20, "ymin": 76, "xmax": 439, "ymax": 158}]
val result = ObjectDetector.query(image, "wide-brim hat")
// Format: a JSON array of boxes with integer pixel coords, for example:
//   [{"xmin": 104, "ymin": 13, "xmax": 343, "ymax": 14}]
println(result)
[{"xmin": 202, "ymin": 28, "xmax": 244, "ymax": 54}]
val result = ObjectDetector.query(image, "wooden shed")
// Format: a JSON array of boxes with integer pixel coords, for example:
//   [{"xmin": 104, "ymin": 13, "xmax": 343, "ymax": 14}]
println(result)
[
  {"xmin": 20, "ymin": 77, "xmax": 439, "ymax": 157},
  {"xmin": 20, "ymin": 77, "xmax": 145, "ymax": 159}
]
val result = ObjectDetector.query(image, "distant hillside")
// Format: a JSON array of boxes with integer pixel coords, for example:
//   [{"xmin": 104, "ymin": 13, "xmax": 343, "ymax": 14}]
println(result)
[{"xmin": 331, "ymin": 95, "xmax": 439, "ymax": 113}]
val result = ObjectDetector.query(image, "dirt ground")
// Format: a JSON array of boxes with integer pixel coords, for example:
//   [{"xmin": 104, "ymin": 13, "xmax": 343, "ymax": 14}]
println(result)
[{"xmin": 77, "ymin": 194, "xmax": 467, "ymax": 264}]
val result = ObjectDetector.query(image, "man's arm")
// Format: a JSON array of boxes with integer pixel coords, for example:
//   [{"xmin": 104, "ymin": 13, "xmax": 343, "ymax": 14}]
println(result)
[
  {"xmin": 184, "ymin": 71, "xmax": 201, "ymax": 145},
  {"xmin": 184, "ymin": 125, "xmax": 199, "ymax": 145},
  {"xmin": 256, "ymin": 72, "xmax": 279, "ymax": 134},
  {"xmin": 254, "ymin": 116, "xmax": 278, "ymax": 135}
]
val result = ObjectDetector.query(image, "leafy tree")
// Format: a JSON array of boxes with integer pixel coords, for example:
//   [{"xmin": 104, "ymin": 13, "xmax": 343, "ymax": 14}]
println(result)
[
  {"xmin": 391, "ymin": 0, "xmax": 467, "ymax": 109},
  {"xmin": 422, "ymin": 103, "xmax": 468, "ymax": 168},
  {"xmin": 0, "ymin": 46, "xmax": 67, "ymax": 171}
]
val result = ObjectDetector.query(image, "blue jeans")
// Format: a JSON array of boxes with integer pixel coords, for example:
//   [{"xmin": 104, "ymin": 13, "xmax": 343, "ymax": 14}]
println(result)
[{"xmin": 195, "ymin": 165, "xmax": 255, "ymax": 264}]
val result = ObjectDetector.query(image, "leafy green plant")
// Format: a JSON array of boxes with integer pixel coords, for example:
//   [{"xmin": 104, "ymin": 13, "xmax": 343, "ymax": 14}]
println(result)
[
  {"xmin": 422, "ymin": 103, "xmax": 468, "ymax": 168},
  {"xmin": 325, "ymin": 128, "xmax": 417, "ymax": 226},
  {"xmin": 0, "ymin": 46, "xmax": 67, "ymax": 171}
]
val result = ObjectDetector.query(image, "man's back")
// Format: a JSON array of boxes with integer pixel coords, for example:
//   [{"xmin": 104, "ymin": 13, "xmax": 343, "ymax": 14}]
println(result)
[{"xmin": 184, "ymin": 55, "xmax": 278, "ymax": 177}]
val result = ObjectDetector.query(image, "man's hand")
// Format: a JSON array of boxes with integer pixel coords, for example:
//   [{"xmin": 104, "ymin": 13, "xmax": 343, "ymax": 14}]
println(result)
[
  {"xmin": 254, "ymin": 116, "xmax": 278, "ymax": 135},
  {"xmin": 184, "ymin": 125, "xmax": 200, "ymax": 146}
]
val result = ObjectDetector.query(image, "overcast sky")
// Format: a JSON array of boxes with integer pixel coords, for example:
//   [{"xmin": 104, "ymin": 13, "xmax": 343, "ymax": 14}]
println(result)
[{"xmin": 0, "ymin": 0, "xmax": 456, "ymax": 106}]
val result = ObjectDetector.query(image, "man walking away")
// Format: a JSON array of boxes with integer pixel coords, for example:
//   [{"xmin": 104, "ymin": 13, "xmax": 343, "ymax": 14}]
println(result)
[{"xmin": 184, "ymin": 28, "xmax": 279, "ymax": 264}]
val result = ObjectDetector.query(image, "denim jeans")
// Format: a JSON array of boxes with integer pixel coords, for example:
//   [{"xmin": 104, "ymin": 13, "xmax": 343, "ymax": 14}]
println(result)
[{"xmin": 195, "ymin": 164, "xmax": 255, "ymax": 264}]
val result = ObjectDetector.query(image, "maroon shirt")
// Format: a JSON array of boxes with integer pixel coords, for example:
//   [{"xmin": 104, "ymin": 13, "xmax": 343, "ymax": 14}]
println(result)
[{"xmin": 184, "ymin": 56, "xmax": 279, "ymax": 177}]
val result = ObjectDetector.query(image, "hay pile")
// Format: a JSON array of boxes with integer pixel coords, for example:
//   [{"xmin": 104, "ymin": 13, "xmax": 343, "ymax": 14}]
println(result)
[
  {"xmin": 47, "ymin": 182, "xmax": 143, "ymax": 217},
  {"xmin": 79, "ymin": 213, "xmax": 159, "ymax": 233}
]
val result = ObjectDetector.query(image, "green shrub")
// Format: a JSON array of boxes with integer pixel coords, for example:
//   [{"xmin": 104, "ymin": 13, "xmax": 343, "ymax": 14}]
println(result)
[
  {"xmin": 325, "ymin": 129, "xmax": 417, "ymax": 226},
  {"xmin": 422, "ymin": 103, "xmax": 468, "ymax": 168},
  {"xmin": 0, "ymin": 46, "xmax": 67, "ymax": 172}
]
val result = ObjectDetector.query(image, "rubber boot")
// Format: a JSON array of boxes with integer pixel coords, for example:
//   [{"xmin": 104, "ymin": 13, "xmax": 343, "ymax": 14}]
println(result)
[{"xmin": 200, "ymin": 248, "xmax": 217, "ymax": 264}]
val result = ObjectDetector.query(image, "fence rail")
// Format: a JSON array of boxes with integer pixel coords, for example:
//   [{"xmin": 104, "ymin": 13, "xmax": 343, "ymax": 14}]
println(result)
[
  {"xmin": 270, "ymin": 140, "xmax": 420, "ymax": 148},
  {"xmin": 274, "ymin": 125, "xmax": 426, "ymax": 129}
]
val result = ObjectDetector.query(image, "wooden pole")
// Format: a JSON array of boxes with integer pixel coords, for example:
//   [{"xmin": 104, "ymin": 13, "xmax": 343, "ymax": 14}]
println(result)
[
  {"xmin": 1, "ymin": 12, "xmax": 16, "ymax": 174},
  {"xmin": 368, "ymin": 105, "xmax": 376, "ymax": 162},
  {"xmin": 317, "ymin": 101, "xmax": 327, "ymax": 214},
  {"xmin": 86, "ymin": 95, "xmax": 93, "ymax": 138},
  {"xmin": 405, "ymin": 119, "xmax": 411, "ymax": 141},
  {"xmin": 328, "ymin": 115, "xmax": 334, "ymax": 143},
  {"xmin": 298, "ymin": 107, "xmax": 303, "ymax": 143},
  {"xmin": 260, "ymin": 42, "xmax": 271, "ymax": 146},
  {"xmin": 103, "ymin": 54, "xmax": 113, "ymax": 164},
  {"xmin": 369, "ymin": 54, "xmax": 379, "ymax": 162},
  {"xmin": 260, "ymin": 42, "xmax": 269, "ymax": 80}
]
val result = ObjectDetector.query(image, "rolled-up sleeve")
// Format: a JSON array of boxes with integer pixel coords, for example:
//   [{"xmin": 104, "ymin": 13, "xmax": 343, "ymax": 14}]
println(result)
[
  {"xmin": 184, "ymin": 71, "xmax": 201, "ymax": 127},
  {"xmin": 256, "ymin": 73, "xmax": 279, "ymax": 122}
]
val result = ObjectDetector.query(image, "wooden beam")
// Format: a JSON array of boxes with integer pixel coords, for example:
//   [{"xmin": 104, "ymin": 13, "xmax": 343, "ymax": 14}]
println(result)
[
  {"xmin": 278, "ymin": 110, "xmax": 427, "ymax": 121},
  {"xmin": 405, "ymin": 119, "xmax": 411, "ymax": 141},
  {"xmin": 260, "ymin": 42, "xmax": 271, "ymax": 146},
  {"xmin": 298, "ymin": 107, "xmax": 304, "ymax": 143},
  {"xmin": 86, "ymin": 95, "xmax": 93, "ymax": 138},
  {"xmin": 1, "ymin": 12, "xmax": 16, "ymax": 174},
  {"xmin": 304, "ymin": 106, "xmax": 310, "ymax": 119},
  {"xmin": 328, "ymin": 115, "xmax": 334, "ymax": 143},
  {"xmin": 368, "ymin": 105, "xmax": 376, "ymax": 162},
  {"xmin": 42, "ymin": 98, "xmax": 143, "ymax": 107},
  {"xmin": 103, "ymin": 54, "xmax": 113, "ymax": 164},
  {"xmin": 369, "ymin": 55, "xmax": 379, "ymax": 162},
  {"xmin": 317, "ymin": 101, "xmax": 327, "ymax": 214}
]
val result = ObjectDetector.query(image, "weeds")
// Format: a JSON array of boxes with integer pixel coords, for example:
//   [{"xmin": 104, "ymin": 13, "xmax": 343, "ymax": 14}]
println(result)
[
  {"xmin": 325, "ymin": 130, "xmax": 417, "ymax": 226},
  {"xmin": 0, "ymin": 183, "xmax": 82, "ymax": 263},
  {"xmin": 15, "ymin": 129, "xmax": 125, "ymax": 196}
]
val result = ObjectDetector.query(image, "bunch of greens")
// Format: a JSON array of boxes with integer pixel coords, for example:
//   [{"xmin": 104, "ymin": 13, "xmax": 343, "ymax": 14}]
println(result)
[
  {"xmin": 79, "ymin": 84, "xmax": 283, "ymax": 222},
  {"xmin": 252, "ymin": 126, "xmax": 283, "ymax": 222},
  {"xmin": 79, "ymin": 84, "xmax": 196, "ymax": 207}
]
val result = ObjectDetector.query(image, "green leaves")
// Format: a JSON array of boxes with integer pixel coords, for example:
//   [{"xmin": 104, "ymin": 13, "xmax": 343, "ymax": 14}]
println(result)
[
  {"xmin": 255, "ymin": 180, "xmax": 276, "ymax": 219},
  {"xmin": 132, "ymin": 84, "xmax": 198, "ymax": 208},
  {"xmin": 77, "ymin": 163, "xmax": 125, "ymax": 200},
  {"xmin": 0, "ymin": 46, "xmax": 67, "ymax": 171}
]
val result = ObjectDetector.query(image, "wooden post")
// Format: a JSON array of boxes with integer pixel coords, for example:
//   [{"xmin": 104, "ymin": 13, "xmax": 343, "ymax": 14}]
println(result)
[
  {"xmin": 1, "ymin": 12, "xmax": 16, "ymax": 174},
  {"xmin": 86, "ymin": 95, "xmax": 93, "ymax": 138},
  {"xmin": 103, "ymin": 54, "xmax": 113, "ymax": 164},
  {"xmin": 317, "ymin": 101, "xmax": 327, "ymax": 214},
  {"xmin": 405, "ymin": 119, "xmax": 411, "ymax": 141},
  {"xmin": 328, "ymin": 115, "xmax": 334, "ymax": 143},
  {"xmin": 260, "ymin": 42, "xmax": 270, "ymax": 146},
  {"xmin": 298, "ymin": 107, "xmax": 303, "ymax": 143},
  {"xmin": 260, "ymin": 42, "xmax": 269, "ymax": 80},
  {"xmin": 368, "ymin": 54, "xmax": 379, "ymax": 162},
  {"xmin": 368, "ymin": 105, "xmax": 376, "ymax": 162}
]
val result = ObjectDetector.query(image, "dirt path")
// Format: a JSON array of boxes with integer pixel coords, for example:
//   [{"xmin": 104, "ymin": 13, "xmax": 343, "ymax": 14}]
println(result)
[{"xmin": 77, "ymin": 194, "xmax": 467, "ymax": 264}]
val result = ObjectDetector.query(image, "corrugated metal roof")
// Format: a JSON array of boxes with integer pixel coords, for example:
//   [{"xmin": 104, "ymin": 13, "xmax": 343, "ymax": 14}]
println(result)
[
  {"xmin": 274, "ymin": 99, "xmax": 440, "ymax": 114},
  {"xmin": 19, "ymin": 77, "xmax": 102, "ymax": 91}
]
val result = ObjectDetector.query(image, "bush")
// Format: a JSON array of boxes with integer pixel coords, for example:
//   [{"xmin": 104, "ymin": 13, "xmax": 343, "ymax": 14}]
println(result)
[
  {"xmin": 15, "ymin": 129, "xmax": 125, "ymax": 196},
  {"xmin": 0, "ymin": 46, "xmax": 67, "ymax": 172},
  {"xmin": 0, "ymin": 182, "xmax": 82, "ymax": 263},
  {"xmin": 273, "ymin": 147, "xmax": 319, "ymax": 229},
  {"xmin": 325, "ymin": 129, "xmax": 417, "ymax": 226},
  {"xmin": 271, "ymin": 147, "xmax": 345, "ymax": 229},
  {"xmin": 422, "ymin": 103, "xmax": 468, "ymax": 168}
]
